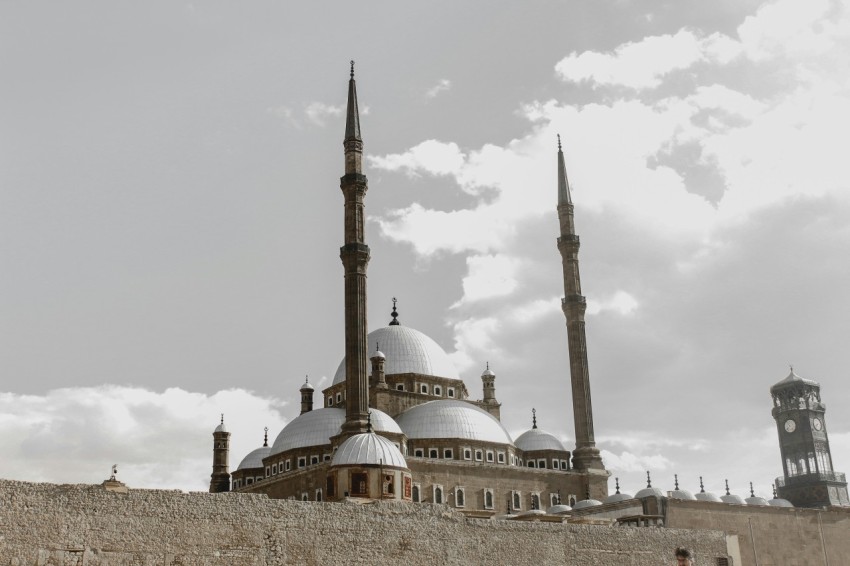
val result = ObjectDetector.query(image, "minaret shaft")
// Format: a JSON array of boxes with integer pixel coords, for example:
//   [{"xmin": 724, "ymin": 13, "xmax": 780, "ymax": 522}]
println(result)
[
  {"xmin": 339, "ymin": 65, "xmax": 370, "ymax": 435},
  {"xmin": 556, "ymin": 143, "xmax": 604, "ymax": 471}
]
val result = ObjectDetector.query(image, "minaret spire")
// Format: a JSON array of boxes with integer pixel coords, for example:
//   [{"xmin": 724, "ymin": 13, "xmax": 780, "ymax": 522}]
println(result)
[
  {"xmin": 555, "ymin": 135, "xmax": 604, "ymax": 471},
  {"xmin": 339, "ymin": 61, "xmax": 370, "ymax": 436}
]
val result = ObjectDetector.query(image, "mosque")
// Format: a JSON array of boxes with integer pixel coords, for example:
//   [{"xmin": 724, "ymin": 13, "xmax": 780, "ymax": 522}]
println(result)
[{"xmin": 208, "ymin": 64, "xmax": 848, "ymax": 518}]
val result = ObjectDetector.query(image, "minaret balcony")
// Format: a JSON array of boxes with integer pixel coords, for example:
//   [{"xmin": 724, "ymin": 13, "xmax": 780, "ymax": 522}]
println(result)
[
  {"xmin": 562, "ymin": 294, "xmax": 586, "ymax": 305},
  {"xmin": 776, "ymin": 471, "xmax": 846, "ymax": 487}
]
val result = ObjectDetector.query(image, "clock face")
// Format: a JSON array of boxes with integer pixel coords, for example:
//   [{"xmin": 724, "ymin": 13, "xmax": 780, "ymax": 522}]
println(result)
[
  {"xmin": 813, "ymin": 418, "xmax": 823, "ymax": 431},
  {"xmin": 784, "ymin": 419, "xmax": 797, "ymax": 433}
]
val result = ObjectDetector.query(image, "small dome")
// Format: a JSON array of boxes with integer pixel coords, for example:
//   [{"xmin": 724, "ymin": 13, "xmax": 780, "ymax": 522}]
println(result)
[
  {"xmin": 332, "ymin": 432, "xmax": 407, "ymax": 468},
  {"xmin": 746, "ymin": 495, "xmax": 769, "ymax": 506},
  {"xmin": 546, "ymin": 504, "xmax": 572, "ymax": 515},
  {"xmin": 481, "ymin": 365, "xmax": 495, "ymax": 377},
  {"xmin": 769, "ymin": 497, "xmax": 794, "ymax": 508},
  {"xmin": 771, "ymin": 367, "xmax": 819, "ymax": 392},
  {"xmin": 371, "ymin": 349, "xmax": 386, "ymax": 360},
  {"xmin": 695, "ymin": 491, "xmax": 722, "ymax": 503},
  {"xmin": 635, "ymin": 486, "xmax": 664, "ymax": 498},
  {"xmin": 514, "ymin": 428, "xmax": 566, "ymax": 452},
  {"xmin": 604, "ymin": 492, "xmax": 634, "ymax": 504},
  {"xmin": 396, "ymin": 400, "xmax": 514, "ymax": 445},
  {"xmin": 236, "ymin": 446, "xmax": 271, "ymax": 471},
  {"xmin": 572, "ymin": 498, "xmax": 603, "ymax": 510},
  {"xmin": 333, "ymin": 325, "xmax": 459, "ymax": 384},
  {"xmin": 214, "ymin": 422, "xmax": 227, "ymax": 433},
  {"xmin": 669, "ymin": 489, "xmax": 696, "ymax": 500},
  {"xmin": 270, "ymin": 408, "xmax": 401, "ymax": 456},
  {"xmin": 300, "ymin": 379, "xmax": 314, "ymax": 392},
  {"xmin": 720, "ymin": 493, "xmax": 746, "ymax": 504}
]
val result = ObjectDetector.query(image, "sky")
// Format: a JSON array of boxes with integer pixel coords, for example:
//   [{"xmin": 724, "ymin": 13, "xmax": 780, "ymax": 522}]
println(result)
[{"xmin": 1, "ymin": 0, "xmax": 849, "ymax": 499}]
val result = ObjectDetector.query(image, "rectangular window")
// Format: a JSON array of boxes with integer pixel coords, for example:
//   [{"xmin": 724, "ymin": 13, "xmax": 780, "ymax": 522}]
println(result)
[
  {"xmin": 271, "ymin": 464, "xmax": 278, "ymax": 475},
  {"xmin": 324, "ymin": 453, "xmax": 331, "ymax": 462},
  {"xmin": 443, "ymin": 448, "xmax": 453, "ymax": 459},
  {"xmin": 285, "ymin": 459, "xmax": 291, "ymax": 471},
  {"xmin": 420, "ymin": 384, "xmax": 429, "ymax": 394},
  {"xmin": 512, "ymin": 490, "xmax": 521, "ymax": 511},
  {"xmin": 527, "ymin": 461, "xmax": 536, "ymax": 468},
  {"xmin": 265, "ymin": 466, "xmax": 270, "ymax": 477},
  {"xmin": 327, "ymin": 396, "xmax": 333, "ymax": 406},
  {"xmin": 310, "ymin": 455, "xmax": 319, "ymax": 466},
  {"xmin": 463, "ymin": 448, "xmax": 472, "ymax": 460},
  {"xmin": 396, "ymin": 384, "xmax": 405, "ymax": 391},
  {"xmin": 530, "ymin": 492, "xmax": 541, "ymax": 510},
  {"xmin": 351, "ymin": 472, "xmax": 368, "ymax": 496},
  {"xmin": 537, "ymin": 459, "xmax": 546, "ymax": 469},
  {"xmin": 561, "ymin": 459, "xmax": 569, "ymax": 471}
]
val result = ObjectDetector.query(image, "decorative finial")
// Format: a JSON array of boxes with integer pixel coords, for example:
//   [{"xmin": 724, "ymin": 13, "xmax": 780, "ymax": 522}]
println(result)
[
  {"xmin": 263, "ymin": 427, "xmax": 269, "ymax": 447},
  {"xmin": 376, "ymin": 341, "xmax": 380, "ymax": 351},
  {"xmin": 305, "ymin": 375, "xmax": 309, "ymax": 384},
  {"xmin": 615, "ymin": 477, "xmax": 621, "ymax": 494},
  {"xmin": 749, "ymin": 482, "xmax": 755, "ymax": 497},
  {"xmin": 557, "ymin": 134, "xmax": 562, "ymax": 151},
  {"xmin": 646, "ymin": 471, "xmax": 652, "ymax": 488},
  {"xmin": 110, "ymin": 464, "xmax": 117, "ymax": 481},
  {"xmin": 350, "ymin": 60, "xmax": 355, "ymax": 79},
  {"xmin": 773, "ymin": 484, "xmax": 778, "ymax": 498},
  {"xmin": 532, "ymin": 408, "xmax": 537, "ymax": 429},
  {"xmin": 389, "ymin": 297, "xmax": 400, "ymax": 325},
  {"xmin": 557, "ymin": 489, "xmax": 561, "ymax": 504},
  {"xmin": 674, "ymin": 474, "xmax": 680, "ymax": 490},
  {"xmin": 486, "ymin": 361, "xmax": 489, "ymax": 371},
  {"xmin": 366, "ymin": 411, "xmax": 373, "ymax": 433},
  {"xmin": 220, "ymin": 413, "xmax": 224, "ymax": 425},
  {"xmin": 725, "ymin": 479, "xmax": 731, "ymax": 495},
  {"xmin": 699, "ymin": 476, "xmax": 706, "ymax": 493}
]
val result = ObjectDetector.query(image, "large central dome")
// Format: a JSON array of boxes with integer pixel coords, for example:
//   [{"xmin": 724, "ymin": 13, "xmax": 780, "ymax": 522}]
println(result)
[{"xmin": 332, "ymin": 325, "xmax": 459, "ymax": 385}]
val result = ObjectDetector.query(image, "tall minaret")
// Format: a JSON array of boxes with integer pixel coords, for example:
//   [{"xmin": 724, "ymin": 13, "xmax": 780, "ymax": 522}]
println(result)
[
  {"xmin": 209, "ymin": 414, "xmax": 231, "ymax": 493},
  {"xmin": 555, "ymin": 135, "xmax": 604, "ymax": 471},
  {"xmin": 339, "ymin": 61, "xmax": 370, "ymax": 436}
]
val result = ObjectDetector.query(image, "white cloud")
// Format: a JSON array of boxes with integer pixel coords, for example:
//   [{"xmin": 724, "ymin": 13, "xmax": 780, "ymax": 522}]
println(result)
[
  {"xmin": 267, "ymin": 105, "xmax": 301, "ymax": 128},
  {"xmin": 451, "ymin": 254, "xmax": 521, "ymax": 307},
  {"xmin": 425, "ymin": 78, "xmax": 452, "ymax": 99},
  {"xmin": 304, "ymin": 102, "xmax": 344, "ymax": 127},
  {"xmin": 369, "ymin": 139, "xmax": 465, "ymax": 178},
  {"xmin": 448, "ymin": 317, "xmax": 500, "ymax": 373},
  {"xmin": 0, "ymin": 386, "xmax": 288, "ymax": 491},
  {"xmin": 586, "ymin": 290, "xmax": 639, "ymax": 316}
]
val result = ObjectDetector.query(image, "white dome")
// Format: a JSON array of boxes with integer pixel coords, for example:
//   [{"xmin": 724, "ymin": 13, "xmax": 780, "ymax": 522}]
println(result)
[
  {"xmin": 396, "ymin": 400, "xmax": 514, "ymax": 445},
  {"xmin": 270, "ymin": 408, "xmax": 401, "ymax": 456},
  {"xmin": 721, "ymin": 493, "xmax": 746, "ymax": 504},
  {"xmin": 746, "ymin": 495, "xmax": 769, "ymax": 506},
  {"xmin": 514, "ymin": 428, "xmax": 566, "ymax": 452},
  {"xmin": 332, "ymin": 432, "xmax": 408, "ymax": 468},
  {"xmin": 604, "ymin": 492, "xmax": 634, "ymax": 504},
  {"xmin": 695, "ymin": 491, "xmax": 722, "ymax": 502},
  {"xmin": 333, "ymin": 325, "xmax": 459, "ymax": 384},
  {"xmin": 635, "ymin": 486, "xmax": 664, "ymax": 499},
  {"xmin": 769, "ymin": 497, "xmax": 794, "ymax": 507},
  {"xmin": 669, "ymin": 489, "xmax": 697, "ymax": 500},
  {"xmin": 546, "ymin": 504, "xmax": 572, "ymax": 515},
  {"xmin": 572, "ymin": 498, "xmax": 603, "ymax": 510},
  {"xmin": 237, "ymin": 446, "xmax": 271, "ymax": 471}
]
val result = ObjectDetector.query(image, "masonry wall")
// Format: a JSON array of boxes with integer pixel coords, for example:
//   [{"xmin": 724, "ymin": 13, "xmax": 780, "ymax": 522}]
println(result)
[
  {"xmin": 666, "ymin": 498, "xmax": 850, "ymax": 566},
  {"xmin": 0, "ymin": 479, "xmax": 728, "ymax": 566}
]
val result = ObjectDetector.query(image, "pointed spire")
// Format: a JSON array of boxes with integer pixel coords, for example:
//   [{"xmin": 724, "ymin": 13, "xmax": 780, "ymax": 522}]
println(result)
[
  {"xmin": 389, "ymin": 297, "xmax": 400, "ymax": 325},
  {"xmin": 345, "ymin": 60, "xmax": 361, "ymax": 142},
  {"xmin": 532, "ymin": 408, "xmax": 538, "ymax": 429},
  {"xmin": 557, "ymin": 134, "xmax": 572, "ymax": 206},
  {"xmin": 263, "ymin": 427, "xmax": 268, "ymax": 447}
]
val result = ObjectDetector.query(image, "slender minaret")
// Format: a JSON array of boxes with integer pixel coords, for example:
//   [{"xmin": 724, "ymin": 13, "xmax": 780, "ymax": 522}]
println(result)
[
  {"xmin": 555, "ymin": 135, "xmax": 604, "ymax": 471},
  {"xmin": 339, "ymin": 61, "xmax": 370, "ymax": 436},
  {"xmin": 300, "ymin": 376, "xmax": 314, "ymax": 415},
  {"xmin": 209, "ymin": 414, "xmax": 231, "ymax": 493}
]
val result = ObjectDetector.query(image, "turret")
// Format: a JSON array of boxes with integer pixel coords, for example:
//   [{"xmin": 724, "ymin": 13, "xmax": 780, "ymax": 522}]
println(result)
[
  {"xmin": 209, "ymin": 414, "xmax": 231, "ymax": 493},
  {"xmin": 481, "ymin": 362, "xmax": 496, "ymax": 403},
  {"xmin": 300, "ymin": 376, "xmax": 315, "ymax": 414},
  {"xmin": 371, "ymin": 342, "xmax": 387, "ymax": 389}
]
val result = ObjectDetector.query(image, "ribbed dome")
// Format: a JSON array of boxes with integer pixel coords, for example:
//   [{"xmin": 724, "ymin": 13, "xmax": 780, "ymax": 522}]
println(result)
[
  {"xmin": 333, "ymin": 325, "xmax": 459, "ymax": 384},
  {"xmin": 396, "ymin": 400, "xmax": 514, "ymax": 445},
  {"xmin": 236, "ymin": 446, "xmax": 271, "ymax": 471},
  {"xmin": 270, "ymin": 408, "xmax": 401, "ymax": 456},
  {"xmin": 514, "ymin": 428, "xmax": 566, "ymax": 452},
  {"xmin": 332, "ymin": 432, "xmax": 408, "ymax": 468}
]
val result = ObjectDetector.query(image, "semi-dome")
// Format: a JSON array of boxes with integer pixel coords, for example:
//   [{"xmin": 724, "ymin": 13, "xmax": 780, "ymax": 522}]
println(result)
[
  {"xmin": 237, "ymin": 445, "xmax": 271, "ymax": 471},
  {"xmin": 514, "ymin": 428, "xmax": 566, "ymax": 452},
  {"xmin": 270, "ymin": 408, "xmax": 401, "ymax": 456},
  {"xmin": 396, "ymin": 400, "xmax": 514, "ymax": 445},
  {"xmin": 331, "ymin": 432, "xmax": 408, "ymax": 468},
  {"xmin": 333, "ymin": 325, "xmax": 459, "ymax": 384}
]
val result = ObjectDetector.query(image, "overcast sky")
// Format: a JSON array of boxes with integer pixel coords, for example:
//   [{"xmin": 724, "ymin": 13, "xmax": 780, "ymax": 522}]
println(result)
[{"xmin": 1, "ymin": 0, "xmax": 848, "ymax": 499}]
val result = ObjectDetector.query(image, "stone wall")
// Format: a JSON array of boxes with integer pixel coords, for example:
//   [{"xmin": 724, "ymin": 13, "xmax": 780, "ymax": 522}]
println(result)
[
  {"xmin": 666, "ymin": 498, "xmax": 850, "ymax": 566},
  {"xmin": 0, "ymin": 479, "xmax": 729, "ymax": 566}
]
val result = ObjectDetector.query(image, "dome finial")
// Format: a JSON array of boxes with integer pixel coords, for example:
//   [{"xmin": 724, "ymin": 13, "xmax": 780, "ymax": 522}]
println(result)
[
  {"xmin": 615, "ymin": 477, "xmax": 621, "ymax": 494},
  {"xmin": 305, "ymin": 375, "xmax": 309, "ymax": 384},
  {"xmin": 557, "ymin": 133, "xmax": 562, "ymax": 151},
  {"xmin": 366, "ymin": 410, "xmax": 373, "ymax": 433},
  {"xmin": 646, "ymin": 471, "xmax": 652, "ymax": 488},
  {"xmin": 750, "ymin": 482, "xmax": 755, "ymax": 498},
  {"xmin": 773, "ymin": 484, "xmax": 778, "ymax": 498},
  {"xmin": 220, "ymin": 413, "xmax": 224, "ymax": 425},
  {"xmin": 674, "ymin": 474, "xmax": 680, "ymax": 490},
  {"xmin": 699, "ymin": 476, "xmax": 706, "ymax": 493},
  {"xmin": 350, "ymin": 60, "xmax": 355, "ymax": 79},
  {"xmin": 725, "ymin": 479, "xmax": 731, "ymax": 496},
  {"xmin": 263, "ymin": 426, "xmax": 268, "ymax": 447},
  {"xmin": 389, "ymin": 297, "xmax": 400, "ymax": 325},
  {"xmin": 532, "ymin": 408, "xmax": 538, "ymax": 429}
]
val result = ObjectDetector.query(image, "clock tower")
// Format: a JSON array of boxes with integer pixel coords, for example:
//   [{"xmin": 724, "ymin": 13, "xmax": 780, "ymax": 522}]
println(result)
[{"xmin": 771, "ymin": 368, "xmax": 848, "ymax": 508}]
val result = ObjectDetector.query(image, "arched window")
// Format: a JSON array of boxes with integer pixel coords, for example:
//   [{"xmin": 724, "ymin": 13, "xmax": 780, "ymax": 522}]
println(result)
[
  {"xmin": 435, "ymin": 486, "xmax": 443, "ymax": 504},
  {"xmin": 485, "ymin": 490, "xmax": 494, "ymax": 509},
  {"xmin": 412, "ymin": 484, "xmax": 420, "ymax": 503},
  {"xmin": 512, "ymin": 491, "xmax": 521, "ymax": 510},
  {"xmin": 530, "ymin": 493, "xmax": 540, "ymax": 510},
  {"xmin": 455, "ymin": 487, "xmax": 465, "ymax": 507}
]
